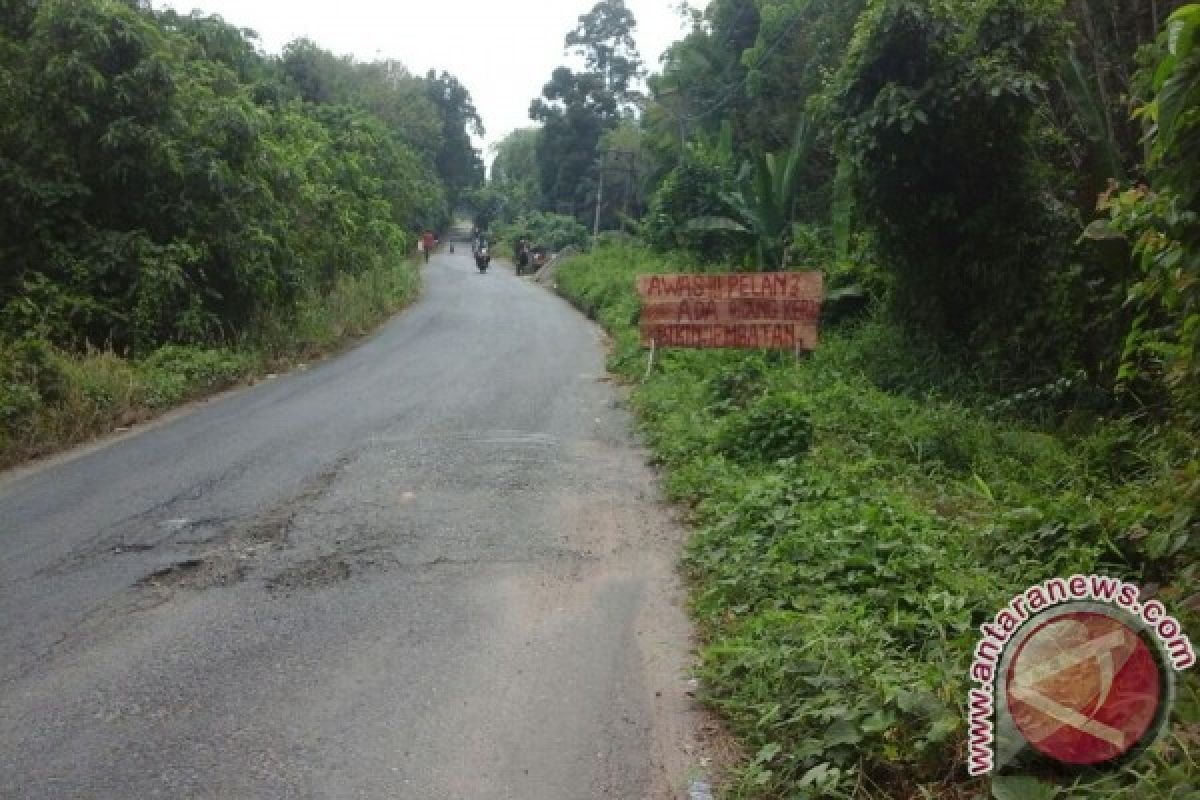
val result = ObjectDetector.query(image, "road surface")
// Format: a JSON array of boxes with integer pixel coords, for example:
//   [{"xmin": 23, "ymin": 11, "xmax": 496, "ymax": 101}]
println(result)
[{"xmin": 0, "ymin": 245, "xmax": 705, "ymax": 798}]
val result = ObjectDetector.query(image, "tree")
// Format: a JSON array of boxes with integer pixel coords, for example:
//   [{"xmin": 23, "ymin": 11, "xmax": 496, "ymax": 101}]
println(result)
[
  {"xmin": 644, "ymin": 0, "xmax": 760, "ymax": 162},
  {"xmin": 424, "ymin": 69, "xmax": 485, "ymax": 211},
  {"xmin": 597, "ymin": 120, "xmax": 652, "ymax": 227},
  {"xmin": 1093, "ymin": 3, "xmax": 1200, "ymax": 409},
  {"xmin": 490, "ymin": 127, "xmax": 542, "ymax": 221},
  {"xmin": 829, "ymin": 0, "xmax": 1068, "ymax": 343},
  {"xmin": 528, "ymin": 0, "xmax": 643, "ymax": 221},
  {"xmin": 644, "ymin": 122, "xmax": 739, "ymax": 258},
  {"xmin": 529, "ymin": 67, "xmax": 613, "ymax": 218},
  {"xmin": 465, "ymin": 185, "xmax": 505, "ymax": 231},
  {"xmin": 279, "ymin": 41, "xmax": 442, "ymax": 160},
  {"xmin": 565, "ymin": 0, "xmax": 643, "ymax": 109}
]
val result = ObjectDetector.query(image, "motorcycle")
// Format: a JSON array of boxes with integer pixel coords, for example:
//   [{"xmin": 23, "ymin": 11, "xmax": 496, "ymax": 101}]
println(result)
[{"xmin": 474, "ymin": 245, "xmax": 491, "ymax": 273}]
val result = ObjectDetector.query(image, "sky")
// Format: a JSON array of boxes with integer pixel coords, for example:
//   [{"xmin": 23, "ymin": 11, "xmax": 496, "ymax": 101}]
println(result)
[{"xmin": 155, "ymin": 0, "xmax": 689, "ymax": 162}]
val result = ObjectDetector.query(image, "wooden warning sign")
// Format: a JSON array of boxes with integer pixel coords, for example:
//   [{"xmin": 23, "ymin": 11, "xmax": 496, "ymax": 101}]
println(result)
[{"xmin": 637, "ymin": 272, "xmax": 824, "ymax": 350}]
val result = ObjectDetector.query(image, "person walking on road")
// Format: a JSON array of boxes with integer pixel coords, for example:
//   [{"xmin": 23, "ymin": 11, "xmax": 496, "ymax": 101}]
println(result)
[
  {"xmin": 421, "ymin": 230, "xmax": 436, "ymax": 263},
  {"xmin": 515, "ymin": 238, "xmax": 531, "ymax": 276}
]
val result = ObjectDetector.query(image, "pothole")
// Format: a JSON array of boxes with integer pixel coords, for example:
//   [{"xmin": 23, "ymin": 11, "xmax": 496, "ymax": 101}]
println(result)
[
  {"xmin": 266, "ymin": 555, "xmax": 353, "ymax": 593},
  {"xmin": 138, "ymin": 556, "xmax": 247, "ymax": 591}
]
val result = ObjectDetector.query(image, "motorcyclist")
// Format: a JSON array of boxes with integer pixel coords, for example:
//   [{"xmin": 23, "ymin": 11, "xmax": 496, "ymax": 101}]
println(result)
[{"xmin": 473, "ymin": 234, "xmax": 491, "ymax": 272}]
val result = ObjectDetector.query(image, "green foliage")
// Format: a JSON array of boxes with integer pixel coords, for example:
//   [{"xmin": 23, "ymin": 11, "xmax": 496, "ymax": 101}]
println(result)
[
  {"xmin": 1147, "ymin": 4, "xmax": 1200, "ymax": 209},
  {"xmin": 0, "ymin": 255, "xmax": 418, "ymax": 467},
  {"xmin": 597, "ymin": 120, "xmax": 653, "ymax": 228},
  {"xmin": 465, "ymin": 185, "xmax": 507, "ymax": 232},
  {"xmin": 555, "ymin": 245, "xmax": 1199, "ymax": 800},
  {"xmin": 136, "ymin": 345, "xmax": 254, "ymax": 409},
  {"xmin": 529, "ymin": 66, "xmax": 612, "ymax": 218},
  {"xmin": 0, "ymin": 337, "xmax": 67, "ymax": 441},
  {"xmin": 1097, "ymin": 183, "xmax": 1200, "ymax": 409},
  {"xmin": 494, "ymin": 211, "xmax": 590, "ymax": 253},
  {"xmin": 0, "ymin": 0, "xmax": 457, "ymax": 462},
  {"xmin": 715, "ymin": 390, "xmax": 813, "ymax": 463},
  {"xmin": 563, "ymin": 0, "xmax": 643, "ymax": 111},
  {"xmin": 829, "ymin": 0, "xmax": 1071, "ymax": 342},
  {"xmin": 644, "ymin": 125, "xmax": 741, "ymax": 259},
  {"xmin": 742, "ymin": 0, "xmax": 868, "ymax": 152},
  {"xmin": 278, "ymin": 38, "xmax": 442, "ymax": 161},
  {"xmin": 423, "ymin": 69, "xmax": 486, "ymax": 210},
  {"xmin": 688, "ymin": 117, "xmax": 817, "ymax": 270},
  {"xmin": 488, "ymin": 127, "xmax": 542, "ymax": 222},
  {"xmin": 0, "ymin": 1, "xmax": 460, "ymax": 358},
  {"xmin": 635, "ymin": 0, "xmax": 1186, "ymax": 407},
  {"xmin": 1092, "ymin": 4, "xmax": 1200, "ymax": 411}
]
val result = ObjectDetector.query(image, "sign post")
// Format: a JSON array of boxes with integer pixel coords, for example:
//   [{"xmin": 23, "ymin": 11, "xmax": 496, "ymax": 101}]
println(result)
[{"xmin": 637, "ymin": 272, "xmax": 824, "ymax": 352}]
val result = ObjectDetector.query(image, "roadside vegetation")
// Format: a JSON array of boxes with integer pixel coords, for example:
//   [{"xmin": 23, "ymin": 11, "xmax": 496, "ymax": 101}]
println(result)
[
  {"xmin": 0, "ymin": 1, "xmax": 483, "ymax": 467},
  {"xmin": 513, "ymin": 0, "xmax": 1200, "ymax": 796},
  {"xmin": 560, "ymin": 243, "xmax": 1197, "ymax": 800},
  {"xmin": 0, "ymin": 262, "xmax": 418, "ymax": 467}
]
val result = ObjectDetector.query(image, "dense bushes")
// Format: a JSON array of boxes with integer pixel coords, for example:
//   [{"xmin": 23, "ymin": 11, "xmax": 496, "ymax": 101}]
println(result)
[
  {"xmin": 644, "ymin": 153, "xmax": 739, "ymax": 259},
  {"xmin": 829, "ymin": 0, "xmax": 1074, "ymax": 353},
  {"xmin": 0, "ymin": 0, "xmax": 452, "ymax": 356},
  {"xmin": 494, "ymin": 211, "xmax": 590, "ymax": 253},
  {"xmin": 0, "ymin": 0, "xmax": 463, "ymax": 464},
  {"xmin": 557, "ymin": 244, "xmax": 1199, "ymax": 799},
  {"xmin": 635, "ymin": 0, "xmax": 1195, "ymax": 419}
]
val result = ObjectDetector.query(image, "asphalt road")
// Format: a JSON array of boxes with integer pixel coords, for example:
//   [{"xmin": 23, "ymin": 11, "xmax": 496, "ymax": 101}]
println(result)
[{"xmin": 0, "ymin": 246, "xmax": 704, "ymax": 799}]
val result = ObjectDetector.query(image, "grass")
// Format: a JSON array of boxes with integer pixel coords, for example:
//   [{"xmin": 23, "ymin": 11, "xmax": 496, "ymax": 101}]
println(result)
[
  {"xmin": 556, "ymin": 243, "xmax": 1199, "ymax": 800},
  {"xmin": 0, "ymin": 258, "xmax": 420, "ymax": 469}
]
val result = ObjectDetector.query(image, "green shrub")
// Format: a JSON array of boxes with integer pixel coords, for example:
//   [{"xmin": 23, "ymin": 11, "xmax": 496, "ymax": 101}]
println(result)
[
  {"xmin": 0, "ymin": 337, "xmax": 68, "ymax": 444},
  {"xmin": 707, "ymin": 357, "xmax": 769, "ymax": 413},
  {"xmin": 716, "ymin": 391, "xmax": 813, "ymax": 464},
  {"xmin": 494, "ymin": 210, "xmax": 589, "ymax": 253},
  {"xmin": 1091, "ymin": 5, "xmax": 1200, "ymax": 412},
  {"xmin": 137, "ymin": 345, "xmax": 254, "ymax": 408}
]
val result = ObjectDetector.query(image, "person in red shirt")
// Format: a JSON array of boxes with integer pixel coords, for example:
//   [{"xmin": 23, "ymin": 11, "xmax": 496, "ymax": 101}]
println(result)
[{"xmin": 421, "ymin": 230, "xmax": 436, "ymax": 262}]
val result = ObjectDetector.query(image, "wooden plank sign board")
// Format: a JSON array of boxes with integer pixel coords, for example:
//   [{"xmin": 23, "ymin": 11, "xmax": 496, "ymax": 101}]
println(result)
[{"xmin": 637, "ymin": 272, "xmax": 824, "ymax": 350}]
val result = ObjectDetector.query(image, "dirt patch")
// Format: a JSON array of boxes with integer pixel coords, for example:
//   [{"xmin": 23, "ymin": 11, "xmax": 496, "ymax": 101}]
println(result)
[
  {"xmin": 266, "ymin": 555, "xmax": 353, "ymax": 592},
  {"xmin": 138, "ymin": 556, "xmax": 247, "ymax": 591}
]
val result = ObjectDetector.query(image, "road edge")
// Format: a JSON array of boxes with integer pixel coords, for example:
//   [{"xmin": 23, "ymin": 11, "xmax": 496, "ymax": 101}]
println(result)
[{"xmin": 0, "ymin": 258, "xmax": 430, "ymax": 487}]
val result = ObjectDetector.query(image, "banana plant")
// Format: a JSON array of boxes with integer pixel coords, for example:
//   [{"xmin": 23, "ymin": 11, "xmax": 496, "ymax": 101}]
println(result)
[
  {"xmin": 1058, "ymin": 39, "xmax": 1124, "ymax": 188},
  {"xmin": 685, "ymin": 116, "xmax": 815, "ymax": 270}
]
